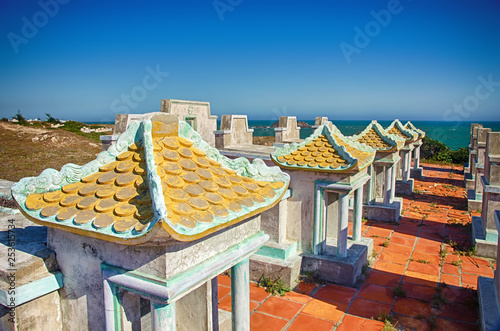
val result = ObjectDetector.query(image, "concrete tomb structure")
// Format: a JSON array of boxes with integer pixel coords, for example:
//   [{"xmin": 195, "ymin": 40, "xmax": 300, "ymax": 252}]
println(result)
[
  {"xmin": 349, "ymin": 120, "xmax": 405, "ymax": 223},
  {"xmin": 477, "ymin": 211, "xmax": 500, "ymax": 331},
  {"xmin": 267, "ymin": 124, "xmax": 376, "ymax": 287},
  {"xmin": 101, "ymin": 99, "xmax": 218, "ymax": 151},
  {"xmin": 468, "ymin": 127, "xmax": 492, "ymax": 212},
  {"xmin": 465, "ymin": 123, "xmax": 484, "ymax": 189},
  {"xmin": 472, "ymin": 131, "xmax": 500, "ymax": 258},
  {"xmin": 405, "ymin": 121, "xmax": 425, "ymax": 179},
  {"xmin": 386, "ymin": 120, "xmax": 419, "ymax": 196},
  {"xmin": 274, "ymin": 116, "xmax": 302, "ymax": 146},
  {"xmin": 214, "ymin": 115, "xmax": 275, "ymax": 162},
  {"xmin": 11, "ymin": 113, "xmax": 289, "ymax": 330}
]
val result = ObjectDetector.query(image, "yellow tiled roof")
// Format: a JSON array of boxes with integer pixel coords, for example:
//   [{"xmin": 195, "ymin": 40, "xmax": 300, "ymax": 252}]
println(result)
[
  {"xmin": 355, "ymin": 128, "xmax": 393, "ymax": 149},
  {"xmin": 272, "ymin": 126, "xmax": 375, "ymax": 172},
  {"xmin": 15, "ymin": 116, "xmax": 289, "ymax": 243}
]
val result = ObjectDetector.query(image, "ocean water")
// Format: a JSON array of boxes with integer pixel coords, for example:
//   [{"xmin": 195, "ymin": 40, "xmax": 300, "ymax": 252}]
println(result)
[
  {"xmin": 245, "ymin": 120, "xmax": 500, "ymax": 151},
  {"xmin": 90, "ymin": 119, "xmax": 500, "ymax": 151}
]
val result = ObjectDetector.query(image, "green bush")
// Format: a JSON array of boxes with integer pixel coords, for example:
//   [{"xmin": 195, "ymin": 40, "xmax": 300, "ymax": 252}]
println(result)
[
  {"xmin": 12, "ymin": 110, "xmax": 28, "ymax": 125},
  {"xmin": 45, "ymin": 113, "xmax": 60, "ymax": 124},
  {"xmin": 420, "ymin": 136, "xmax": 468, "ymax": 165}
]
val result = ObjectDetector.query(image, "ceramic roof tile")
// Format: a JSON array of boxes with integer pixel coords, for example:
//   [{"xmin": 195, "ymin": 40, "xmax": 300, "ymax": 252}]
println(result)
[
  {"xmin": 386, "ymin": 120, "xmax": 418, "ymax": 143},
  {"xmin": 350, "ymin": 121, "xmax": 405, "ymax": 152},
  {"xmin": 404, "ymin": 121, "xmax": 426, "ymax": 139},
  {"xmin": 271, "ymin": 125, "xmax": 375, "ymax": 172},
  {"xmin": 12, "ymin": 114, "xmax": 289, "ymax": 244}
]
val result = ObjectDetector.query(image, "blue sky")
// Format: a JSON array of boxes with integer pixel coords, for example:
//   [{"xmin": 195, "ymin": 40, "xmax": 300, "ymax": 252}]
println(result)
[{"xmin": 0, "ymin": 0, "xmax": 499, "ymax": 122}]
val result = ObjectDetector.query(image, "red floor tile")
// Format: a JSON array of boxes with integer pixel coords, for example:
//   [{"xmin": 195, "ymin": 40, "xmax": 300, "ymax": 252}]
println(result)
[
  {"xmin": 281, "ymin": 290, "xmax": 312, "ymax": 304},
  {"xmin": 356, "ymin": 283, "xmax": 395, "ymax": 305},
  {"xmin": 313, "ymin": 284, "xmax": 356, "ymax": 305},
  {"xmin": 336, "ymin": 314, "xmax": 384, "ymax": 331},
  {"xmin": 414, "ymin": 243, "xmax": 441, "ymax": 255},
  {"xmin": 297, "ymin": 282, "xmax": 316, "ymax": 295},
  {"xmin": 250, "ymin": 312, "xmax": 288, "ymax": 331},
  {"xmin": 378, "ymin": 250, "xmax": 410, "ymax": 265},
  {"xmin": 403, "ymin": 270, "xmax": 439, "ymax": 288},
  {"xmin": 440, "ymin": 286, "xmax": 476, "ymax": 305},
  {"xmin": 218, "ymin": 275, "xmax": 231, "ymax": 287},
  {"xmin": 256, "ymin": 296, "xmax": 304, "ymax": 320},
  {"xmin": 250, "ymin": 282, "xmax": 271, "ymax": 302},
  {"xmin": 389, "ymin": 235, "xmax": 415, "ymax": 247},
  {"xmin": 286, "ymin": 313, "xmax": 335, "ymax": 331},
  {"xmin": 382, "ymin": 243, "xmax": 414, "ymax": 256},
  {"xmin": 393, "ymin": 314, "xmax": 432, "ymax": 331},
  {"xmin": 461, "ymin": 262, "xmax": 494, "ymax": 277},
  {"xmin": 440, "ymin": 273, "xmax": 461, "ymax": 287},
  {"xmin": 410, "ymin": 251, "xmax": 442, "ymax": 265},
  {"xmin": 218, "ymin": 295, "xmax": 259, "ymax": 312},
  {"xmin": 461, "ymin": 273, "xmax": 479, "ymax": 289},
  {"xmin": 436, "ymin": 302, "xmax": 479, "ymax": 324},
  {"xmin": 366, "ymin": 270, "xmax": 401, "ymax": 287},
  {"xmin": 218, "ymin": 285, "xmax": 231, "ymax": 300},
  {"xmin": 301, "ymin": 298, "xmax": 347, "ymax": 322},
  {"xmin": 373, "ymin": 261, "xmax": 406, "ymax": 274},
  {"xmin": 347, "ymin": 297, "xmax": 391, "ymax": 319},
  {"xmin": 407, "ymin": 261, "xmax": 440, "ymax": 276},
  {"xmin": 393, "ymin": 297, "xmax": 433, "ymax": 317},
  {"xmin": 442, "ymin": 263, "xmax": 460, "ymax": 276},
  {"xmin": 435, "ymin": 317, "xmax": 480, "ymax": 331},
  {"xmin": 401, "ymin": 282, "xmax": 436, "ymax": 302}
]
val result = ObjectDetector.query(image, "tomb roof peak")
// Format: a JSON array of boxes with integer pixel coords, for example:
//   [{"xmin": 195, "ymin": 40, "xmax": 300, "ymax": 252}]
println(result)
[
  {"xmin": 404, "ymin": 121, "xmax": 426, "ymax": 139},
  {"xmin": 271, "ymin": 124, "xmax": 375, "ymax": 172},
  {"xmin": 351, "ymin": 120, "xmax": 405, "ymax": 152},
  {"xmin": 386, "ymin": 119, "xmax": 418, "ymax": 143},
  {"xmin": 12, "ymin": 113, "xmax": 289, "ymax": 244}
]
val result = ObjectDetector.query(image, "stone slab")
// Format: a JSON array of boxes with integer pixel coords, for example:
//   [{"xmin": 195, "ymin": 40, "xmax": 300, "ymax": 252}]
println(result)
[
  {"xmin": 477, "ymin": 276, "xmax": 500, "ymax": 331},
  {"xmin": 410, "ymin": 167, "xmax": 423, "ymax": 179},
  {"xmin": 468, "ymin": 189, "xmax": 483, "ymax": 211},
  {"xmin": 301, "ymin": 237, "xmax": 372, "ymax": 287},
  {"xmin": 396, "ymin": 179, "xmax": 414, "ymax": 196},
  {"xmin": 362, "ymin": 198, "xmax": 402, "ymax": 223},
  {"xmin": 249, "ymin": 253, "xmax": 302, "ymax": 287},
  {"xmin": 472, "ymin": 216, "xmax": 498, "ymax": 259}
]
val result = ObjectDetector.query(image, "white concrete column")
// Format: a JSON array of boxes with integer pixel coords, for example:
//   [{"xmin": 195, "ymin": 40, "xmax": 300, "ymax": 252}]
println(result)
[
  {"xmin": 390, "ymin": 164, "xmax": 396, "ymax": 203},
  {"xmin": 383, "ymin": 166, "xmax": 392, "ymax": 205},
  {"xmin": 337, "ymin": 193, "xmax": 349, "ymax": 258},
  {"xmin": 231, "ymin": 258, "xmax": 250, "ymax": 331},
  {"xmin": 103, "ymin": 279, "xmax": 119, "ymax": 331},
  {"xmin": 365, "ymin": 165, "xmax": 374, "ymax": 205},
  {"xmin": 353, "ymin": 187, "xmax": 363, "ymax": 242},
  {"xmin": 151, "ymin": 301, "xmax": 176, "ymax": 331},
  {"xmin": 414, "ymin": 145, "xmax": 421, "ymax": 169},
  {"xmin": 313, "ymin": 186, "xmax": 322, "ymax": 255},
  {"xmin": 405, "ymin": 151, "xmax": 412, "ymax": 181},
  {"xmin": 401, "ymin": 151, "xmax": 408, "ymax": 181}
]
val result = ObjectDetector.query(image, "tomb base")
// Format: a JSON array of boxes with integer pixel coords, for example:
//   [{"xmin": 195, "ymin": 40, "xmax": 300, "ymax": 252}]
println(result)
[
  {"xmin": 395, "ymin": 179, "xmax": 414, "ymax": 196},
  {"xmin": 468, "ymin": 189, "xmax": 483, "ymax": 212},
  {"xmin": 464, "ymin": 172, "xmax": 475, "ymax": 190},
  {"xmin": 472, "ymin": 216, "xmax": 498, "ymax": 258},
  {"xmin": 477, "ymin": 276, "xmax": 500, "ymax": 331},
  {"xmin": 410, "ymin": 167, "xmax": 423, "ymax": 179},
  {"xmin": 362, "ymin": 198, "xmax": 402, "ymax": 223},
  {"xmin": 250, "ymin": 240, "xmax": 302, "ymax": 287},
  {"xmin": 301, "ymin": 237, "xmax": 373, "ymax": 287}
]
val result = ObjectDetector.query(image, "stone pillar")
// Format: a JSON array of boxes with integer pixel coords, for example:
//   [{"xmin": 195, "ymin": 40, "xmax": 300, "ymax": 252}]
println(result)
[
  {"xmin": 364, "ymin": 165, "xmax": 374, "ymax": 205},
  {"xmin": 383, "ymin": 166, "xmax": 392, "ymax": 205},
  {"xmin": 151, "ymin": 301, "xmax": 176, "ymax": 331},
  {"xmin": 403, "ymin": 151, "xmax": 411, "ymax": 182},
  {"xmin": 390, "ymin": 164, "xmax": 397, "ymax": 203},
  {"xmin": 413, "ymin": 145, "xmax": 420, "ymax": 170},
  {"xmin": 469, "ymin": 128, "xmax": 492, "ymax": 211},
  {"xmin": 231, "ymin": 258, "xmax": 250, "ymax": 331},
  {"xmin": 353, "ymin": 187, "xmax": 363, "ymax": 242},
  {"xmin": 337, "ymin": 193, "xmax": 349, "ymax": 258},
  {"xmin": 472, "ymin": 131, "xmax": 500, "ymax": 258}
]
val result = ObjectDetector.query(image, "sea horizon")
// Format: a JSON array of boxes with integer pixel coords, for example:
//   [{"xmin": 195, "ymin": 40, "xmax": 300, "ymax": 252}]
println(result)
[{"xmin": 87, "ymin": 119, "xmax": 500, "ymax": 151}]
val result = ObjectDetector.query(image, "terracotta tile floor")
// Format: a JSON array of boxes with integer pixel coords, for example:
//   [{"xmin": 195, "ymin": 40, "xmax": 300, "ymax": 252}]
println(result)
[{"xmin": 218, "ymin": 163, "xmax": 487, "ymax": 330}]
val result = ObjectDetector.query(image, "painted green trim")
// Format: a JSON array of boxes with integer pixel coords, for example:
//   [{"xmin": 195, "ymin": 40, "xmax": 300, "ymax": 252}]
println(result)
[
  {"xmin": 113, "ymin": 284, "xmax": 122, "ymax": 330},
  {"xmin": 183, "ymin": 115, "xmax": 198, "ymax": 131},
  {"xmin": 0, "ymin": 271, "xmax": 63, "ymax": 307},
  {"xmin": 255, "ymin": 241, "xmax": 297, "ymax": 260}
]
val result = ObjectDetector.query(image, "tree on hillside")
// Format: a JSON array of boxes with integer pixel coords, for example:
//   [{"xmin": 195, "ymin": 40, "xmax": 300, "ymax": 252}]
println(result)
[
  {"xmin": 45, "ymin": 113, "xmax": 60, "ymax": 124},
  {"xmin": 13, "ymin": 110, "xmax": 27, "ymax": 125}
]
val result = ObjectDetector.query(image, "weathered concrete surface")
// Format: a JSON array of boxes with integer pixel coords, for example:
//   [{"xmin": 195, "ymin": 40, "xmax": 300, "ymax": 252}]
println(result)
[
  {"xmin": 0, "ymin": 180, "xmax": 62, "ymax": 331},
  {"xmin": 362, "ymin": 198, "xmax": 402, "ymax": 223},
  {"xmin": 274, "ymin": 116, "xmax": 301, "ymax": 144},
  {"xmin": 301, "ymin": 237, "xmax": 373, "ymax": 287},
  {"xmin": 161, "ymin": 99, "xmax": 217, "ymax": 147},
  {"xmin": 249, "ymin": 253, "xmax": 302, "ymax": 287},
  {"xmin": 472, "ymin": 216, "xmax": 498, "ymax": 258},
  {"xmin": 48, "ymin": 215, "xmax": 261, "ymax": 330},
  {"xmin": 215, "ymin": 115, "xmax": 254, "ymax": 150},
  {"xmin": 477, "ymin": 276, "xmax": 500, "ymax": 331},
  {"xmin": 396, "ymin": 179, "xmax": 414, "ymax": 196}
]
